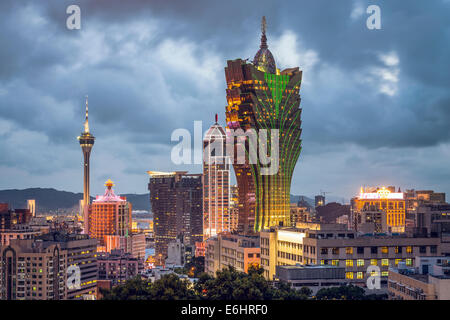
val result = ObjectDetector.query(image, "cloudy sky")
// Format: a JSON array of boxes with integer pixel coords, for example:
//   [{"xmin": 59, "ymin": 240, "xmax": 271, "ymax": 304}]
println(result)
[{"xmin": 0, "ymin": 0, "xmax": 449, "ymax": 201}]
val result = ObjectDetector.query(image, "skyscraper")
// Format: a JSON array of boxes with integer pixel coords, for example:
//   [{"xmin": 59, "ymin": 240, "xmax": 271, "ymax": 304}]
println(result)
[
  {"xmin": 88, "ymin": 179, "xmax": 132, "ymax": 248},
  {"xmin": 147, "ymin": 171, "xmax": 203, "ymax": 265},
  {"xmin": 77, "ymin": 96, "xmax": 95, "ymax": 233},
  {"xmin": 225, "ymin": 17, "xmax": 303, "ymax": 233},
  {"xmin": 203, "ymin": 115, "xmax": 232, "ymax": 240}
]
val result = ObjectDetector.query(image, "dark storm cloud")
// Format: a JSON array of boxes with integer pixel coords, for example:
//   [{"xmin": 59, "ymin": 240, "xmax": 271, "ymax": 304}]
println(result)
[{"xmin": 0, "ymin": 0, "xmax": 449, "ymax": 197}]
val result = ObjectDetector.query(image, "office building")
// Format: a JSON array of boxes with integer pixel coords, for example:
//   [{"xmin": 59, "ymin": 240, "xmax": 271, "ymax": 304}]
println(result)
[
  {"xmin": 205, "ymin": 233, "xmax": 260, "ymax": 276},
  {"xmin": 315, "ymin": 195, "xmax": 325, "ymax": 208},
  {"xmin": 203, "ymin": 115, "xmax": 232, "ymax": 240},
  {"xmin": 225, "ymin": 17, "xmax": 303, "ymax": 233},
  {"xmin": 148, "ymin": 171, "xmax": 202, "ymax": 265},
  {"xmin": 388, "ymin": 256, "xmax": 450, "ymax": 300},
  {"xmin": 260, "ymin": 223, "xmax": 441, "ymax": 283},
  {"xmin": 275, "ymin": 265, "xmax": 347, "ymax": 295}
]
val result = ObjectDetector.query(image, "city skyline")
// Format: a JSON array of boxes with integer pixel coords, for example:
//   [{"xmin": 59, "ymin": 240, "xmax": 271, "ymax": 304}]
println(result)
[{"xmin": 1, "ymin": 1, "xmax": 450, "ymax": 200}]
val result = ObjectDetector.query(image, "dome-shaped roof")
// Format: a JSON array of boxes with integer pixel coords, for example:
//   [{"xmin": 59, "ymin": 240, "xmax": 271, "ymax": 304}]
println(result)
[
  {"xmin": 253, "ymin": 16, "xmax": 276, "ymax": 74},
  {"xmin": 253, "ymin": 46, "xmax": 276, "ymax": 74}
]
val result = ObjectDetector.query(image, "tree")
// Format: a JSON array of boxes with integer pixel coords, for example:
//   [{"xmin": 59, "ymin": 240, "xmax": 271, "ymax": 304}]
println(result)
[
  {"xmin": 314, "ymin": 284, "xmax": 387, "ymax": 300},
  {"xmin": 193, "ymin": 266, "xmax": 309, "ymax": 300},
  {"xmin": 101, "ymin": 274, "xmax": 198, "ymax": 300}
]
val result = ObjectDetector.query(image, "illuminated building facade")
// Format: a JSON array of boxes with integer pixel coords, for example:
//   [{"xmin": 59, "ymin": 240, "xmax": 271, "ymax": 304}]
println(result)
[
  {"xmin": 205, "ymin": 233, "xmax": 260, "ymax": 276},
  {"xmin": 27, "ymin": 200, "xmax": 35, "ymax": 217},
  {"xmin": 260, "ymin": 224, "xmax": 441, "ymax": 282},
  {"xmin": 352, "ymin": 186, "xmax": 406, "ymax": 233},
  {"xmin": 36, "ymin": 232, "xmax": 97, "ymax": 300},
  {"xmin": 88, "ymin": 180, "xmax": 132, "ymax": 248},
  {"xmin": 203, "ymin": 115, "xmax": 232, "ymax": 240},
  {"xmin": 77, "ymin": 97, "xmax": 95, "ymax": 232},
  {"xmin": 0, "ymin": 239, "xmax": 68, "ymax": 300},
  {"xmin": 225, "ymin": 17, "xmax": 303, "ymax": 233},
  {"xmin": 148, "ymin": 171, "xmax": 203, "ymax": 265}
]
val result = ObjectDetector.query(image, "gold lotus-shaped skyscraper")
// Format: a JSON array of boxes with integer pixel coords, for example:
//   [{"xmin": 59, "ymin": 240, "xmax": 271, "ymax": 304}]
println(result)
[{"xmin": 225, "ymin": 17, "xmax": 303, "ymax": 233}]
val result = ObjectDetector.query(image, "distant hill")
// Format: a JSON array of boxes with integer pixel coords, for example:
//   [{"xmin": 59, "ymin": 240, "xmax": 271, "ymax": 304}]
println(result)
[
  {"xmin": 0, "ymin": 188, "xmax": 150, "ymax": 213},
  {"xmin": 0, "ymin": 188, "xmax": 341, "ymax": 214}
]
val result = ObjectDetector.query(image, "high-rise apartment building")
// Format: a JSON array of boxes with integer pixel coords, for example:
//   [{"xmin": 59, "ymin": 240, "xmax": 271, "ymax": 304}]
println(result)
[
  {"xmin": 0, "ymin": 239, "xmax": 68, "ymax": 300},
  {"xmin": 225, "ymin": 17, "xmax": 303, "ymax": 233},
  {"xmin": 77, "ymin": 97, "xmax": 95, "ymax": 232},
  {"xmin": 203, "ymin": 116, "xmax": 232, "ymax": 240},
  {"xmin": 37, "ymin": 232, "xmax": 97, "ymax": 300},
  {"xmin": 148, "ymin": 171, "xmax": 203, "ymax": 265},
  {"xmin": 88, "ymin": 180, "xmax": 132, "ymax": 248}
]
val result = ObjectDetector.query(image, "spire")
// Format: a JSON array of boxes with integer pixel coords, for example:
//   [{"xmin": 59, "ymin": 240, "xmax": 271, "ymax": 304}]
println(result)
[
  {"xmin": 84, "ymin": 95, "xmax": 89, "ymax": 134},
  {"xmin": 215, "ymin": 113, "xmax": 218, "ymax": 124},
  {"xmin": 260, "ymin": 16, "xmax": 268, "ymax": 49}
]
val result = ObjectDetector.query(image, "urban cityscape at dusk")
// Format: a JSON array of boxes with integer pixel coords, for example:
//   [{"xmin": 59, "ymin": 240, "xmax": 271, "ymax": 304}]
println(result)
[{"xmin": 0, "ymin": 0, "xmax": 449, "ymax": 311}]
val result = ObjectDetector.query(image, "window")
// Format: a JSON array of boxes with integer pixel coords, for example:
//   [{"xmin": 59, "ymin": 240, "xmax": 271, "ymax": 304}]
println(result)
[
  {"xmin": 431, "ymin": 246, "xmax": 437, "ymax": 254},
  {"xmin": 382, "ymin": 271, "xmax": 389, "ymax": 277},
  {"xmin": 395, "ymin": 259, "xmax": 402, "ymax": 266},
  {"xmin": 346, "ymin": 247, "xmax": 353, "ymax": 255},
  {"xmin": 321, "ymin": 248, "xmax": 328, "ymax": 255},
  {"xmin": 357, "ymin": 272, "xmax": 363, "ymax": 279},
  {"xmin": 371, "ymin": 259, "xmax": 378, "ymax": 266},
  {"xmin": 406, "ymin": 246, "xmax": 412, "ymax": 254},
  {"xmin": 332, "ymin": 248, "xmax": 339, "ymax": 255},
  {"xmin": 357, "ymin": 259, "xmax": 364, "ymax": 267},
  {"xmin": 332, "ymin": 260, "xmax": 339, "ymax": 266},
  {"xmin": 381, "ymin": 247, "xmax": 388, "ymax": 254},
  {"xmin": 345, "ymin": 272, "xmax": 354, "ymax": 279},
  {"xmin": 346, "ymin": 259, "xmax": 354, "ymax": 267},
  {"xmin": 381, "ymin": 259, "xmax": 389, "ymax": 266},
  {"xmin": 357, "ymin": 247, "xmax": 364, "ymax": 254},
  {"xmin": 419, "ymin": 246, "xmax": 426, "ymax": 254},
  {"xmin": 394, "ymin": 246, "xmax": 402, "ymax": 254},
  {"xmin": 371, "ymin": 247, "xmax": 378, "ymax": 254},
  {"xmin": 406, "ymin": 258, "xmax": 412, "ymax": 266}
]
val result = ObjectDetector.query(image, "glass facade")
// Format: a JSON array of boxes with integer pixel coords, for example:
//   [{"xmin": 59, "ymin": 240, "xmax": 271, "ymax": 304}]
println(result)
[{"xmin": 224, "ymin": 20, "xmax": 302, "ymax": 233}]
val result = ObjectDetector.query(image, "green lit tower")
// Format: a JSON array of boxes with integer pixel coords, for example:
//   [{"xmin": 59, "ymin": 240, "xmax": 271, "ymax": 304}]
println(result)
[
  {"xmin": 225, "ymin": 17, "xmax": 302, "ymax": 233},
  {"xmin": 77, "ymin": 96, "xmax": 95, "ymax": 232}
]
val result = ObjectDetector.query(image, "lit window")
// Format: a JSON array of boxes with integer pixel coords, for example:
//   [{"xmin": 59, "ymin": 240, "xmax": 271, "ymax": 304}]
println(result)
[
  {"xmin": 332, "ymin": 260, "xmax": 339, "ymax": 266},
  {"xmin": 382, "ymin": 259, "xmax": 389, "ymax": 266},
  {"xmin": 381, "ymin": 247, "xmax": 388, "ymax": 254},
  {"xmin": 395, "ymin": 259, "xmax": 402, "ymax": 265},
  {"xmin": 382, "ymin": 271, "xmax": 389, "ymax": 277},
  {"xmin": 346, "ymin": 272, "xmax": 354, "ymax": 279},
  {"xmin": 406, "ymin": 246, "xmax": 412, "ymax": 253},
  {"xmin": 406, "ymin": 259, "xmax": 412, "ymax": 266},
  {"xmin": 346, "ymin": 247, "xmax": 353, "ymax": 255},
  {"xmin": 346, "ymin": 259, "xmax": 354, "ymax": 267},
  {"xmin": 371, "ymin": 259, "xmax": 378, "ymax": 266},
  {"xmin": 357, "ymin": 272, "xmax": 363, "ymax": 279}
]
